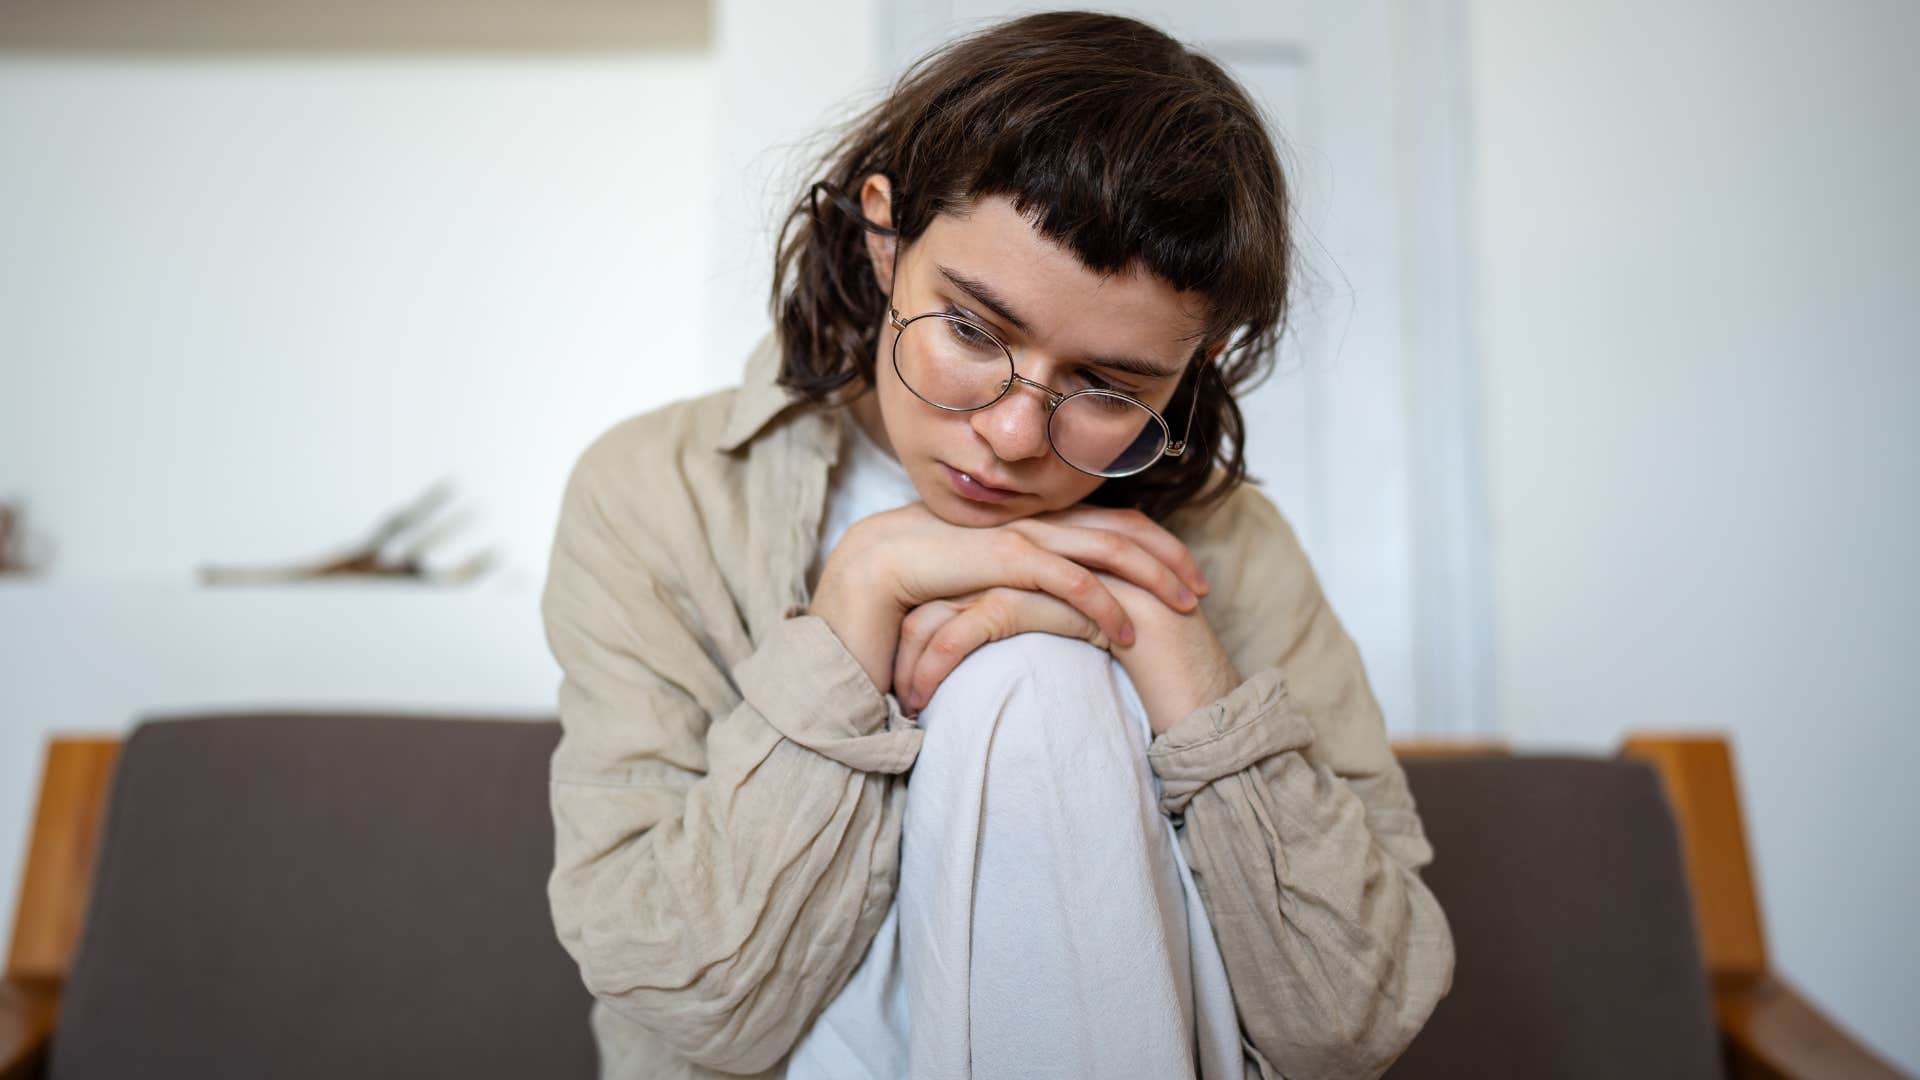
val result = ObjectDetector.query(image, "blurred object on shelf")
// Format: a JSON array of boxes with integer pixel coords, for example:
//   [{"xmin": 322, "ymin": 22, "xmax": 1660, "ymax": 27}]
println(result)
[
  {"xmin": 0, "ymin": 499, "xmax": 55, "ymax": 576},
  {"xmin": 198, "ymin": 478, "xmax": 498, "ymax": 587}
]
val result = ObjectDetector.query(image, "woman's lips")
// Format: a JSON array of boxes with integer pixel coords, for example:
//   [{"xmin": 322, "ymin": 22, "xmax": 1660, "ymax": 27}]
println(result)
[{"xmin": 941, "ymin": 462, "xmax": 1021, "ymax": 503}]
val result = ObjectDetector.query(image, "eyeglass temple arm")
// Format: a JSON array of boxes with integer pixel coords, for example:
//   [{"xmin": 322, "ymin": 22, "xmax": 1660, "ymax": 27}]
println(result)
[
  {"xmin": 813, "ymin": 181, "xmax": 899, "ymax": 238},
  {"xmin": 1164, "ymin": 354, "xmax": 1203, "ymax": 458}
]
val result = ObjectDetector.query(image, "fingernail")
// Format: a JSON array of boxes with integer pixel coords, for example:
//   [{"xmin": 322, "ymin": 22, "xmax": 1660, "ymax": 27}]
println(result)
[
  {"xmin": 1119, "ymin": 623, "xmax": 1136, "ymax": 646},
  {"xmin": 1177, "ymin": 587, "xmax": 1197, "ymax": 608},
  {"xmin": 1197, "ymin": 569, "xmax": 1212, "ymax": 594}
]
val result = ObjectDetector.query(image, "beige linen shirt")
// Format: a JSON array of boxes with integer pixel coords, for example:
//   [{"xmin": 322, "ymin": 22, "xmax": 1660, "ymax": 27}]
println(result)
[{"xmin": 541, "ymin": 331, "xmax": 1455, "ymax": 1080}]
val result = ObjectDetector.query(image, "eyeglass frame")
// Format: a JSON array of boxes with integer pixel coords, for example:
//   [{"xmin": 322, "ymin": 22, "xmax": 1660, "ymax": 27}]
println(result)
[{"xmin": 885, "ymin": 304, "xmax": 1202, "ymax": 479}]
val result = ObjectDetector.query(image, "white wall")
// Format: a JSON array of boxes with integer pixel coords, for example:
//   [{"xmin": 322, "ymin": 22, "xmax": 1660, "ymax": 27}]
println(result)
[
  {"xmin": 0, "ymin": 53, "xmax": 716, "ymax": 589},
  {"xmin": 1469, "ymin": 0, "xmax": 1920, "ymax": 1071},
  {"xmin": 0, "ymin": 46, "xmax": 719, "ymax": 945},
  {"xmin": 0, "ymin": 0, "xmax": 890, "ymax": 961}
]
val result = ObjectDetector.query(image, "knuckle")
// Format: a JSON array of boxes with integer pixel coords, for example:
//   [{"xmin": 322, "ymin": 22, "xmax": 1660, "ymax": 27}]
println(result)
[
  {"xmin": 929, "ymin": 633, "xmax": 966, "ymax": 658},
  {"xmin": 977, "ymin": 596, "xmax": 1011, "ymax": 628}
]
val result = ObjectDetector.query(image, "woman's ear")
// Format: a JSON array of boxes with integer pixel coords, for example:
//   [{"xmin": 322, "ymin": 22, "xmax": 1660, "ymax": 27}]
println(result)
[{"xmin": 859, "ymin": 172, "xmax": 897, "ymax": 293}]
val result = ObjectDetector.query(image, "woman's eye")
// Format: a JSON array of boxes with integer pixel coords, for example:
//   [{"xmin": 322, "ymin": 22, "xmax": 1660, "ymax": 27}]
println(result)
[
  {"xmin": 1076, "ymin": 370, "xmax": 1135, "ymax": 396},
  {"xmin": 942, "ymin": 309, "xmax": 997, "ymax": 347},
  {"xmin": 944, "ymin": 323, "xmax": 997, "ymax": 354}
]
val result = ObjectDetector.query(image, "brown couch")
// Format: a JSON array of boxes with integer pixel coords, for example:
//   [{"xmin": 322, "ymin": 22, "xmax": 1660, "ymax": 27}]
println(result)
[{"xmin": 1, "ymin": 714, "xmax": 1906, "ymax": 1079}]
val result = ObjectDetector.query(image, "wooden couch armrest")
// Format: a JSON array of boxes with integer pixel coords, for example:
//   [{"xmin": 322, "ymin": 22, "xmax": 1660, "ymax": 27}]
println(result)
[
  {"xmin": 0, "ymin": 976, "xmax": 58, "ymax": 1080},
  {"xmin": 1621, "ymin": 733, "xmax": 1914, "ymax": 1080},
  {"xmin": 1716, "ymin": 972, "xmax": 1910, "ymax": 1080},
  {"xmin": 3, "ymin": 736, "xmax": 120, "ymax": 1080}
]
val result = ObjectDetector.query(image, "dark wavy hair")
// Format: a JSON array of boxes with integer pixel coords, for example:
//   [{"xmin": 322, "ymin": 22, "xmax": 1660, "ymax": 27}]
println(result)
[{"xmin": 769, "ymin": 10, "xmax": 1293, "ymax": 521}]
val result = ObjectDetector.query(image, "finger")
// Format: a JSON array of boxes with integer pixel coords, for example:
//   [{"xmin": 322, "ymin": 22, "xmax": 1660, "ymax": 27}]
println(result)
[
  {"xmin": 1005, "ymin": 585, "xmax": 1110, "ymax": 650},
  {"xmin": 1009, "ymin": 517, "xmax": 1199, "ymax": 614},
  {"xmin": 911, "ymin": 589, "xmax": 1108, "ymax": 710},
  {"xmin": 1043, "ymin": 505, "xmax": 1210, "ymax": 597},
  {"xmin": 910, "ymin": 609, "xmax": 1003, "ymax": 713},
  {"xmin": 997, "ymin": 535, "xmax": 1135, "ymax": 647},
  {"xmin": 894, "ymin": 599, "xmax": 960, "ymax": 708}
]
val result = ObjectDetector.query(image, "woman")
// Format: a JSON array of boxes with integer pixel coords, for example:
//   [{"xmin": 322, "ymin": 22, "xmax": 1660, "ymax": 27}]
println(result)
[{"xmin": 541, "ymin": 12, "xmax": 1454, "ymax": 1080}]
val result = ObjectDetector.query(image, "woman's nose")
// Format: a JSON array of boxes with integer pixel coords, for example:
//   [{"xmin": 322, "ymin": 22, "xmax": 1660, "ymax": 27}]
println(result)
[{"xmin": 971, "ymin": 379, "xmax": 1054, "ymax": 462}]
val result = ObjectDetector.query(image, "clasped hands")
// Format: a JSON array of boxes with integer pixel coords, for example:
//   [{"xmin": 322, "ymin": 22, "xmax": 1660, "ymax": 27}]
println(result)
[{"xmin": 806, "ymin": 502, "xmax": 1243, "ymax": 737}]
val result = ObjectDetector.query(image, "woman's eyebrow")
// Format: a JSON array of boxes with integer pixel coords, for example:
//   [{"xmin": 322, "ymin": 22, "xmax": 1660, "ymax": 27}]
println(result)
[
  {"xmin": 938, "ymin": 264, "xmax": 1031, "ymax": 332},
  {"xmin": 937, "ymin": 263, "xmax": 1185, "ymax": 380}
]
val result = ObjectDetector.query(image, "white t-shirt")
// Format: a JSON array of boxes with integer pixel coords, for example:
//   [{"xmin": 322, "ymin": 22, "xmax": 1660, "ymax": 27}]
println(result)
[{"xmin": 806, "ymin": 412, "xmax": 923, "ymax": 596}]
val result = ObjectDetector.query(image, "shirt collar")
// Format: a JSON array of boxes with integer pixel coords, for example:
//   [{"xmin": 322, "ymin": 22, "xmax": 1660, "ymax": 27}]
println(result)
[{"xmin": 715, "ymin": 329, "xmax": 804, "ymax": 452}]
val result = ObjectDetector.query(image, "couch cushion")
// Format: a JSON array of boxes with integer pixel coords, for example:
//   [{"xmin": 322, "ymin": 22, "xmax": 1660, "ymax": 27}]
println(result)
[
  {"xmin": 49, "ymin": 712, "xmax": 597, "ymax": 1080},
  {"xmin": 1388, "ymin": 755, "xmax": 1725, "ymax": 1079}
]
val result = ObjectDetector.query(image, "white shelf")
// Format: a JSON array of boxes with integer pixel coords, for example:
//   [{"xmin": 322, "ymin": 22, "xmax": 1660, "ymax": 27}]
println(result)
[{"xmin": 1, "ymin": 577, "xmax": 558, "ymax": 722}]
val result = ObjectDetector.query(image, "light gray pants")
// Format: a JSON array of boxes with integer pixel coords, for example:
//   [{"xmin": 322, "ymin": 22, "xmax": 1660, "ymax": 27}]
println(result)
[{"xmin": 786, "ymin": 633, "xmax": 1241, "ymax": 1080}]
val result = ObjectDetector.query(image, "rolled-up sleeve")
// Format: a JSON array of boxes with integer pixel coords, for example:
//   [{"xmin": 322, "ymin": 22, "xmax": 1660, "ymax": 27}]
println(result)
[
  {"xmin": 1148, "ymin": 492, "xmax": 1455, "ymax": 1079},
  {"xmin": 542, "ymin": 435, "xmax": 922, "ymax": 1075}
]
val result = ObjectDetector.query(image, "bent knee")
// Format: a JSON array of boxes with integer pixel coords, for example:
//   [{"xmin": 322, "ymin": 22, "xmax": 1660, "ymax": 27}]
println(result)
[
  {"xmin": 936, "ymin": 632, "xmax": 1112, "ymax": 697},
  {"xmin": 918, "ymin": 633, "xmax": 1143, "ymax": 755}
]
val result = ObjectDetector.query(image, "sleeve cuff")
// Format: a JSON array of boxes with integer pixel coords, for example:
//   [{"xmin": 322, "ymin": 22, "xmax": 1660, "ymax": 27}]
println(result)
[
  {"xmin": 1147, "ymin": 664, "xmax": 1315, "ymax": 816},
  {"xmin": 730, "ymin": 608, "xmax": 923, "ymax": 775}
]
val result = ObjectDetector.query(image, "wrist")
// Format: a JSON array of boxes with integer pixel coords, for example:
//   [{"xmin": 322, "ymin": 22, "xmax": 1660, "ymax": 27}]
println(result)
[
  {"xmin": 808, "ymin": 541, "xmax": 905, "ymax": 695},
  {"xmin": 1119, "ymin": 620, "xmax": 1240, "ymax": 735},
  {"xmin": 1146, "ymin": 661, "xmax": 1241, "ymax": 736}
]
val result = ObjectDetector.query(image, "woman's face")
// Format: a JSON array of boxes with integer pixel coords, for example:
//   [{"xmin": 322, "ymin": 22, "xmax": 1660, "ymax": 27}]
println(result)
[{"xmin": 851, "ymin": 176, "xmax": 1214, "ymax": 528}]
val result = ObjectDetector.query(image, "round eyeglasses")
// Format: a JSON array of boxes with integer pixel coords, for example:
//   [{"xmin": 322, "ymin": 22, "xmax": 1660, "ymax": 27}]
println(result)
[{"xmin": 888, "ymin": 306, "xmax": 1199, "ymax": 478}]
